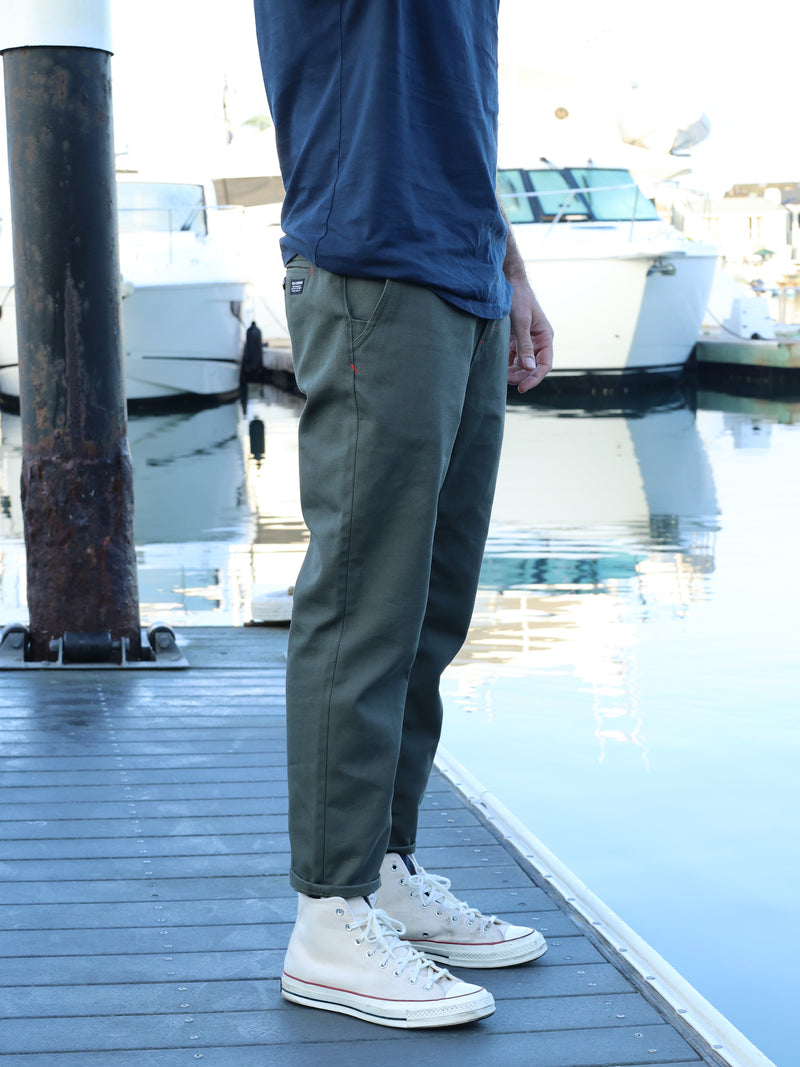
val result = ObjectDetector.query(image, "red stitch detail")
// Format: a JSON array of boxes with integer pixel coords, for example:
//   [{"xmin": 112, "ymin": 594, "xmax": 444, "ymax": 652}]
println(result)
[{"xmin": 350, "ymin": 363, "xmax": 359, "ymax": 374}]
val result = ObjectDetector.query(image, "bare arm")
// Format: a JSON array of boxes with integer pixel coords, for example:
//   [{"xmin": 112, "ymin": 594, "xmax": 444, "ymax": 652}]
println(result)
[{"xmin": 502, "ymin": 213, "xmax": 554, "ymax": 393}]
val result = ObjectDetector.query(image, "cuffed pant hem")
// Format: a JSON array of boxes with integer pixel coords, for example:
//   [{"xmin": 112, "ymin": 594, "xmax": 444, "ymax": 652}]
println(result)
[
  {"xmin": 290, "ymin": 868, "xmax": 381, "ymax": 899},
  {"xmin": 386, "ymin": 843, "xmax": 416, "ymax": 857}
]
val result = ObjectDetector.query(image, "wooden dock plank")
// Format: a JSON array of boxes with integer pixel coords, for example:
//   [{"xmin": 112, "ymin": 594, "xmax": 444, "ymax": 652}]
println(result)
[
  {"xmin": 0, "ymin": 812, "xmax": 487, "ymax": 842},
  {"xmin": 0, "ymin": 627, "xmax": 717, "ymax": 1064},
  {"xmin": 0, "ymin": 1003, "xmax": 675, "ymax": 1055},
  {"xmin": 0, "ymin": 884, "xmax": 568, "ymax": 933},
  {"xmin": 0, "ymin": 1054, "xmax": 705, "ymax": 1067}
]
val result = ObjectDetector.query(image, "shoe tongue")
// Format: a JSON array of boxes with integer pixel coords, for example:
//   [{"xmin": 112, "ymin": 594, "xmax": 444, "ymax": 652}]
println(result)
[
  {"xmin": 344, "ymin": 896, "xmax": 372, "ymax": 920},
  {"xmin": 401, "ymin": 854, "xmax": 418, "ymax": 875}
]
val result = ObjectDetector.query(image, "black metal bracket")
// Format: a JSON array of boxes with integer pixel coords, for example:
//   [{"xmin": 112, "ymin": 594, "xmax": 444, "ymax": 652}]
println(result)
[{"xmin": 0, "ymin": 623, "xmax": 189, "ymax": 669}]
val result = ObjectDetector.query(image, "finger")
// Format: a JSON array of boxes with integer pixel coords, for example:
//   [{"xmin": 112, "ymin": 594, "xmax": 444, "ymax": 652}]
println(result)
[
  {"xmin": 507, "ymin": 366, "xmax": 529, "ymax": 386},
  {"xmin": 514, "ymin": 336, "xmax": 554, "ymax": 393},
  {"xmin": 510, "ymin": 315, "xmax": 536, "ymax": 370},
  {"xmin": 516, "ymin": 365, "xmax": 548, "ymax": 393},
  {"xmin": 532, "ymin": 334, "xmax": 554, "ymax": 377},
  {"xmin": 513, "ymin": 334, "xmax": 536, "ymax": 371},
  {"xmin": 507, "ymin": 355, "xmax": 529, "ymax": 380}
]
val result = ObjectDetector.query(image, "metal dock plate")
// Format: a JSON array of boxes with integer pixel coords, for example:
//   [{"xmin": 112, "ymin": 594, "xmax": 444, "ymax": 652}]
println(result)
[{"xmin": 0, "ymin": 624, "xmax": 189, "ymax": 669}]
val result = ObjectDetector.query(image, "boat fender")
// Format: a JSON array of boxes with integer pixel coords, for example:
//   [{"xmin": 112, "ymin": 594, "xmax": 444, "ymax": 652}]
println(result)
[
  {"xmin": 243, "ymin": 321, "xmax": 264, "ymax": 378},
  {"xmin": 249, "ymin": 417, "xmax": 266, "ymax": 461}
]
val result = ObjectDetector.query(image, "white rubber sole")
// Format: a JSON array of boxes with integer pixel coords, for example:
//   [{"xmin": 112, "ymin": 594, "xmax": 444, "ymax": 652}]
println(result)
[
  {"xmin": 280, "ymin": 974, "xmax": 495, "ymax": 1029},
  {"xmin": 406, "ymin": 930, "xmax": 548, "ymax": 969}
]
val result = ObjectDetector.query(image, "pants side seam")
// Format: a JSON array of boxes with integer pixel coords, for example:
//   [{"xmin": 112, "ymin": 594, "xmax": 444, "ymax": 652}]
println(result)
[{"xmin": 318, "ymin": 318, "xmax": 363, "ymax": 884}]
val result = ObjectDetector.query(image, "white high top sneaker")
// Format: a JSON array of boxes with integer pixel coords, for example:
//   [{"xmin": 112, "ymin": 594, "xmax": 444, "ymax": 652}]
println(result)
[
  {"xmin": 281, "ymin": 894, "xmax": 495, "ymax": 1028},
  {"xmin": 375, "ymin": 853, "xmax": 548, "ymax": 968}
]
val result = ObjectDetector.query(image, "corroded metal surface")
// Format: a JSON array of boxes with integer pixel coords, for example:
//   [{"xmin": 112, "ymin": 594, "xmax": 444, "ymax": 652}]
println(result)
[
  {"xmin": 3, "ymin": 46, "xmax": 140, "ymax": 658},
  {"xmin": 21, "ymin": 446, "xmax": 139, "ymax": 659}
]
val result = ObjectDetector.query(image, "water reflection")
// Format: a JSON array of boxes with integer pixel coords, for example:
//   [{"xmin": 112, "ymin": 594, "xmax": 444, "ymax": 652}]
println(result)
[
  {"xmin": 697, "ymin": 389, "xmax": 800, "ymax": 427},
  {"xmin": 0, "ymin": 402, "xmax": 248, "ymax": 544},
  {"xmin": 0, "ymin": 386, "xmax": 307, "ymax": 625},
  {"xmin": 130, "ymin": 403, "xmax": 247, "ymax": 543},
  {"xmin": 697, "ymin": 391, "xmax": 800, "ymax": 459},
  {"xmin": 459, "ymin": 403, "xmax": 719, "ymax": 652},
  {"xmin": 0, "ymin": 388, "xmax": 787, "ymax": 638},
  {"xmin": 440, "ymin": 399, "xmax": 721, "ymax": 775},
  {"xmin": 0, "ymin": 390, "xmax": 722, "ymax": 633}
]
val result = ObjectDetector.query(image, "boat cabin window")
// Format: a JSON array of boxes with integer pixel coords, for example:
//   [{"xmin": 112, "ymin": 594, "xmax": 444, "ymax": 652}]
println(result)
[
  {"xmin": 497, "ymin": 168, "xmax": 660, "ymax": 224},
  {"xmin": 496, "ymin": 169, "xmax": 533, "ymax": 224},
  {"xmin": 530, "ymin": 170, "xmax": 590, "ymax": 221},
  {"xmin": 569, "ymin": 169, "xmax": 660, "ymax": 222},
  {"xmin": 117, "ymin": 182, "xmax": 208, "ymax": 237}
]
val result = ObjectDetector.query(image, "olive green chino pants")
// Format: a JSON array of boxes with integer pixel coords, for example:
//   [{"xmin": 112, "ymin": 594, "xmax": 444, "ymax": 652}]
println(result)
[{"xmin": 284, "ymin": 256, "xmax": 509, "ymax": 898}]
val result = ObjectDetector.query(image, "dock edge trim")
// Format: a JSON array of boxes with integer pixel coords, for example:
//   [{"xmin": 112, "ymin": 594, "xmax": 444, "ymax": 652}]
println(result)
[{"xmin": 434, "ymin": 745, "xmax": 776, "ymax": 1067}]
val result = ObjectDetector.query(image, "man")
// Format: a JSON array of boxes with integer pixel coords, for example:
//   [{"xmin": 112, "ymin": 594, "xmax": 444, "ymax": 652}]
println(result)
[{"xmin": 254, "ymin": 0, "xmax": 554, "ymax": 1029}]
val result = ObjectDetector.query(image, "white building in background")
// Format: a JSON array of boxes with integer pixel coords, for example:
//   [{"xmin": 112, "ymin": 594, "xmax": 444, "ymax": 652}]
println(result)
[
  {"xmin": 671, "ymin": 183, "xmax": 800, "ymax": 327},
  {"xmin": 673, "ymin": 184, "xmax": 800, "ymax": 274}
]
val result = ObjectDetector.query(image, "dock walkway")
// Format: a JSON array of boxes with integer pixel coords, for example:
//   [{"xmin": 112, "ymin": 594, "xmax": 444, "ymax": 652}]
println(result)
[{"xmin": 0, "ymin": 627, "xmax": 725, "ymax": 1065}]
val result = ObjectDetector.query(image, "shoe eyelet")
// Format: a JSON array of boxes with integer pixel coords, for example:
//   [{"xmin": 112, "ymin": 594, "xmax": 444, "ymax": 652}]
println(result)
[
  {"xmin": 399, "ymin": 878, "xmax": 406, "ymax": 886},
  {"xmin": 335, "ymin": 908, "xmax": 344, "ymax": 916},
  {"xmin": 409, "ymin": 977, "xmax": 417, "ymax": 985},
  {"xmin": 393, "ymin": 970, "xmax": 402, "ymax": 977},
  {"xmin": 421, "ymin": 931, "xmax": 429, "ymax": 938},
  {"xmin": 366, "ymin": 950, "xmax": 374, "ymax": 957},
  {"xmin": 421, "ymin": 901, "xmax": 429, "ymax": 909},
  {"xmin": 345, "ymin": 923, "xmax": 351, "ymax": 931},
  {"xmin": 379, "ymin": 960, "xmax": 388, "ymax": 968},
  {"xmin": 423, "ymin": 983, "xmax": 434, "ymax": 992},
  {"xmin": 451, "ymin": 916, "xmax": 459, "ymax": 923},
  {"xmin": 436, "ymin": 910, "xmax": 444, "ymax": 917},
  {"xmin": 467, "ymin": 920, "xmax": 474, "ymax": 928},
  {"xmin": 391, "ymin": 863, "xmax": 399, "ymax": 871}
]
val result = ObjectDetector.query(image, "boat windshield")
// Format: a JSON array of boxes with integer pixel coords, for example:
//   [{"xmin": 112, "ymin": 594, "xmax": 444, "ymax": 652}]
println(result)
[
  {"xmin": 497, "ymin": 168, "xmax": 661, "ymax": 225},
  {"xmin": 117, "ymin": 182, "xmax": 208, "ymax": 237}
]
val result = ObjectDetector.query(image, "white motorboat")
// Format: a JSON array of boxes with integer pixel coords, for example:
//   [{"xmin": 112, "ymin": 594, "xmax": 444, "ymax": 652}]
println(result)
[
  {"xmin": 211, "ymin": 165, "xmax": 718, "ymax": 384},
  {"xmin": 0, "ymin": 175, "xmax": 255, "ymax": 405},
  {"xmin": 498, "ymin": 166, "xmax": 718, "ymax": 378}
]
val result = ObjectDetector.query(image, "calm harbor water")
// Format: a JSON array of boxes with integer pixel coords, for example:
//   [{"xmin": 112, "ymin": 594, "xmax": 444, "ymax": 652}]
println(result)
[{"xmin": 0, "ymin": 382, "xmax": 797, "ymax": 1064}]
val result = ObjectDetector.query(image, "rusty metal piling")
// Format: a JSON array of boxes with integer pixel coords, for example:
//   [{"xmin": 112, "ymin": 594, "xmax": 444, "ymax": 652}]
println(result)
[{"xmin": 1, "ymin": 3, "xmax": 140, "ymax": 660}]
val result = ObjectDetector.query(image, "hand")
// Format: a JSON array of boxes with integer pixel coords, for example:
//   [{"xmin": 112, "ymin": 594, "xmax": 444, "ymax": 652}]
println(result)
[{"xmin": 507, "ymin": 281, "xmax": 554, "ymax": 393}]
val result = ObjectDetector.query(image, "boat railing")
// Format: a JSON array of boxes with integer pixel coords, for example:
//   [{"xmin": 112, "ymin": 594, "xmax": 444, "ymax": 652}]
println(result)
[
  {"xmin": 117, "ymin": 204, "xmax": 246, "ymax": 264},
  {"xmin": 498, "ymin": 181, "xmax": 648, "ymax": 240}
]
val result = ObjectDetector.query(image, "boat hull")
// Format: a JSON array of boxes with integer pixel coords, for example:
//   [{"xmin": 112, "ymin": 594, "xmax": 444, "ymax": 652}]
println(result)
[
  {"xmin": 516, "ymin": 253, "xmax": 651, "ymax": 372},
  {"xmin": 0, "ymin": 285, "xmax": 17, "ymax": 400},
  {"xmin": 516, "ymin": 245, "xmax": 717, "ymax": 375},
  {"xmin": 121, "ymin": 280, "xmax": 252, "ymax": 401},
  {"xmin": 0, "ymin": 280, "xmax": 253, "ymax": 405},
  {"xmin": 628, "ymin": 253, "xmax": 717, "ymax": 370}
]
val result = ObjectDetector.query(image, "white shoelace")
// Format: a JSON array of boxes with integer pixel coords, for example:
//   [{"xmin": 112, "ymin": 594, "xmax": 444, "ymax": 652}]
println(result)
[
  {"xmin": 404, "ymin": 869, "xmax": 499, "ymax": 931},
  {"xmin": 346, "ymin": 906, "xmax": 451, "ymax": 989}
]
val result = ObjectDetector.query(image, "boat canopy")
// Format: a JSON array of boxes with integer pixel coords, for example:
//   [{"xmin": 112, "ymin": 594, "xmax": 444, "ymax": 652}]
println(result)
[
  {"xmin": 117, "ymin": 182, "xmax": 208, "ymax": 238},
  {"xmin": 497, "ymin": 167, "xmax": 660, "ymax": 225}
]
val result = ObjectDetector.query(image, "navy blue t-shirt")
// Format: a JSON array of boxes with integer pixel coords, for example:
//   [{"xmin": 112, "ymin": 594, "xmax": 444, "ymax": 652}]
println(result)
[{"xmin": 254, "ymin": 1, "xmax": 511, "ymax": 319}]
